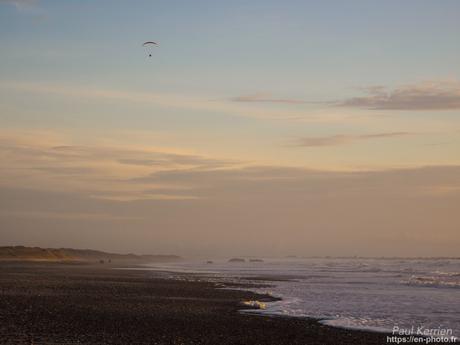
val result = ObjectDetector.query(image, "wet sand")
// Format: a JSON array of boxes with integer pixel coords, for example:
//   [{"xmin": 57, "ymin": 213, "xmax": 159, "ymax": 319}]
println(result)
[{"xmin": 0, "ymin": 261, "xmax": 388, "ymax": 344}]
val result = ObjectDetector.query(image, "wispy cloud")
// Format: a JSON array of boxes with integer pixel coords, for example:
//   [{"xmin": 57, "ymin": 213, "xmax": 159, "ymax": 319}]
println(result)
[
  {"xmin": 0, "ymin": 210, "xmax": 142, "ymax": 221},
  {"xmin": 1, "ymin": 130, "xmax": 459, "ymax": 256},
  {"xmin": 129, "ymin": 163, "xmax": 460, "ymax": 201},
  {"xmin": 0, "ymin": 81, "xmax": 359, "ymax": 123},
  {"xmin": 228, "ymin": 80, "xmax": 460, "ymax": 111},
  {"xmin": 0, "ymin": 0, "xmax": 47, "ymax": 23},
  {"xmin": 0, "ymin": 129, "xmax": 240, "ymax": 201},
  {"xmin": 339, "ymin": 81, "xmax": 460, "ymax": 110},
  {"xmin": 0, "ymin": 0, "xmax": 36, "ymax": 9},
  {"xmin": 231, "ymin": 93, "xmax": 309, "ymax": 104},
  {"xmin": 293, "ymin": 132, "xmax": 413, "ymax": 147}
]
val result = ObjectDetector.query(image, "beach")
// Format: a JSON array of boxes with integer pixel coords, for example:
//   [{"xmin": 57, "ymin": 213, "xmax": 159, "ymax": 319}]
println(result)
[{"xmin": 0, "ymin": 261, "xmax": 388, "ymax": 345}]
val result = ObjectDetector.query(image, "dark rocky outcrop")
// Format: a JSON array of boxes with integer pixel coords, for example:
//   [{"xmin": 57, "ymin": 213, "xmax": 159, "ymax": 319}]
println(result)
[
  {"xmin": 228, "ymin": 258, "xmax": 245, "ymax": 263},
  {"xmin": 249, "ymin": 259, "xmax": 264, "ymax": 262}
]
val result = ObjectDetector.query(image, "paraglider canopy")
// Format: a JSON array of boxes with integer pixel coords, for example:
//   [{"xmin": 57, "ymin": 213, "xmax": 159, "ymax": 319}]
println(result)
[{"xmin": 142, "ymin": 41, "xmax": 158, "ymax": 57}]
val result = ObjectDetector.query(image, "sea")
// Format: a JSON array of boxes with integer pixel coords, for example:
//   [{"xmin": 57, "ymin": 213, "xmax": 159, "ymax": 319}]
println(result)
[{"xmin": 143, "ymin": 257, "xmax": 460, "ymax": 337}]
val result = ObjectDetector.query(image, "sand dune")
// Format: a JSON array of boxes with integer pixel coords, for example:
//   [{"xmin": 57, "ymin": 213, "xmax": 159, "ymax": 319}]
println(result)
[{"xmin": 0, "ymin": 246, "xmax": 181, "ymax": 263}]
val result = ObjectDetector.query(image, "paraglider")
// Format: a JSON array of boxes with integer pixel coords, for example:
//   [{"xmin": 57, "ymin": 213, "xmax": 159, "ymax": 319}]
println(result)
[{"xmin": 142, "ymin": 41, "xmax": 158, "ymax": 57}]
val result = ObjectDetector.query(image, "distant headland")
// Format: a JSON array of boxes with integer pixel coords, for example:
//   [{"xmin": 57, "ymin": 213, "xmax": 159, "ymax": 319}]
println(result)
[{"xmin": 0, "ymin": 246, "xmax": 181, "ymax": 263}]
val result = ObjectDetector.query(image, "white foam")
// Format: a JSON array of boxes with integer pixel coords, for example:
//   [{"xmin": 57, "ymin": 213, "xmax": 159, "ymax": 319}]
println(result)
[{"xmin": 142, "ymin": 257, "xmax": 460, "ymax": 337}]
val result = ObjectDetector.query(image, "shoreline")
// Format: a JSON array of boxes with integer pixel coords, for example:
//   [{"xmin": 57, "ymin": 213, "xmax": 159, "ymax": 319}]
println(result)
[
  {"xmin": 0, "ymin": 261, "xmax": 389, "ymax": 344},
  {"xmin": 124, "ymin": 265, "xmax": 396, "ymax": 336}
]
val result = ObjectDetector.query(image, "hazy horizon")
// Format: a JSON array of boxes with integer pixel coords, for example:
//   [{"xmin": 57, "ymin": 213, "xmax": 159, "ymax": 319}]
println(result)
[{"xmin": 1, "ymin": 1, "xmax": 459, "ymax": 257}]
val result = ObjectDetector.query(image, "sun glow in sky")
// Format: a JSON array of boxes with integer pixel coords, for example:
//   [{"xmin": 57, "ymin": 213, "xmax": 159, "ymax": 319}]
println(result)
[{"xmin": 1, "ymin": 0, "xmax": 459, "ymax": 256}]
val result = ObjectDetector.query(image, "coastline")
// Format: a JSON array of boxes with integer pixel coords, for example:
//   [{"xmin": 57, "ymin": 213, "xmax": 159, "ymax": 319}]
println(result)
[{"xmin": 0, "ymin": 261, "xmax": 388, "ymax": 344}]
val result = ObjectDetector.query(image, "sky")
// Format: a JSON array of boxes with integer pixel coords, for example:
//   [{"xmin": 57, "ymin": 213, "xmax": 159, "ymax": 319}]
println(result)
[{"xmin": 0, "ymin": 0, "xmax": 459, "ymax": 257}]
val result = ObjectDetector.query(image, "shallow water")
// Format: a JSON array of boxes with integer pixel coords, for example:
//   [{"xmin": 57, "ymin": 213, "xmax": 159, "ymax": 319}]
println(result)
[{"xmin": 144, "ymin": 257, "xmax": 460, "ymax": 336}]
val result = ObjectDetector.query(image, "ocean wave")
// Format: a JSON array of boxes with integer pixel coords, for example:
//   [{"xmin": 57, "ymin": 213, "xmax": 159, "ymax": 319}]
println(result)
[
  {"xmin": 405, "ymin": 275, "xmax": 460, "ymax": 289},
  {"xmin": 433, "ymin": 270, "xmax": 460, "ymax": 277},
  {"xmin": 240, "ymin": 300, "xmax": 267, "ymax": 309}
]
